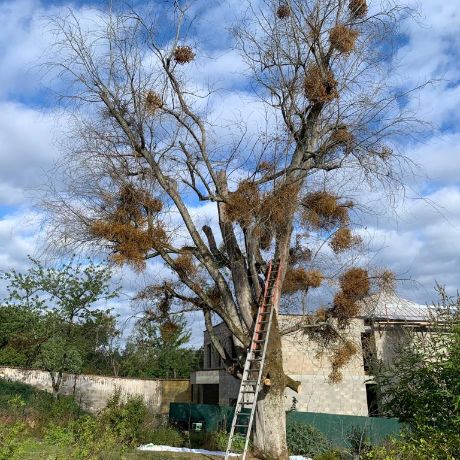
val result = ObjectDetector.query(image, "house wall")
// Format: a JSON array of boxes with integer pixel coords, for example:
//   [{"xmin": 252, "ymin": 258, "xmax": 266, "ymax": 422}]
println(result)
[
  {"xmin": 200, "ymin": 317, "xmax": 372, "ymax": 416},
  {"xmin": 0, "ymin": 366, "xmax": 190, "ymax": 414},
  {"xmin": 281, "ymin": 317, "xmax": 369, "ymax": 415}
]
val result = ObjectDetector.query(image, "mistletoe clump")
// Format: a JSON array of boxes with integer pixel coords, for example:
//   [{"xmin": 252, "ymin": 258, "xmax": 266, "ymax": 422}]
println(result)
[
  {"xmin": 226, "ymin": 181, "xmax": 261, "ymax": 226},
  {"xmin": 330, "ymin": 340, "xmax": 358, "ymax": 383},
  {"xmin": 276, "ymin": 4, "xmax": 291, "ymax": 19},
  {"xmin": 330, "ymin": 227, "xmax": 361, "ymax": 253},
  {"xmin": 174, "ymin": 45, "xmax": 196, "ymax": 64},
  {"xmin": 90, "ymin": 185, "xmax": 167, "ymax": 270},
  {"xmin": 333, "ymin": 267, "xmax": 369, "ymax": 325},
  {"xmin": 145, "ymin": 90, "xmax": 163, "ymax": 115},
  {"xmin": 304, "ymin": 65, "xmax": 338, "ymax": 104},
  {"xmin": 329, "ymin": 24, "xmax": 359, "ymax": 54},
  {"xmin": 349, "ymin": 0, "xmax": 368, "ymax": 19},
  {"xmin": 282, "ymin": 268, "xmax": 324, "ymax": 294},
  {"xmin": 302, "ymin": 191, "xmax": 350, "ymax": 230}
]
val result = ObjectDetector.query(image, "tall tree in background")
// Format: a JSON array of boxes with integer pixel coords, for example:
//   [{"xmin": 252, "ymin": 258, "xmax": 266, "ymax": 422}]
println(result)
[
  {"xmin": 1, "ymin": 259, "xmax": 119, "ymax": 398},
  {"xmin": 44, "ymin": 1, "xmax": 420, "ymax": 457},
  {"xmin": 121, "ymin": 285, "xmax": 200, "ymax": 378}
]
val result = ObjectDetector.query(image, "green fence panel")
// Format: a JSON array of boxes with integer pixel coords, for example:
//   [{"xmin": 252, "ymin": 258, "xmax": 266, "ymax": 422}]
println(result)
[
  {"xmin": 287, "ymin": 411, "xmax": 401, "ymax": 448},
  {"xmin": 169, "ymin": 402, "xmax": 401, "ymax": 446},
  {"xmin": 169, "ymin": 402, "xmax": 235, "ymax": 432}
]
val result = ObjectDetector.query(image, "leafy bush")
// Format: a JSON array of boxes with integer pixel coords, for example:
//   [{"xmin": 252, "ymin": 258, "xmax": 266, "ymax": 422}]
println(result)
[
  {"xmin": 100, "ymin": 390, "xmax": 148, "ymax": 446},
  {"xmin": 148, "ymin": 426, "xmax": 184, "ymax": 447},
  {"xmin": 0, "ymin": 422, "xmax": 27, "ymax": 460},
  {"xmin": 364, "ymin": 428, "xmax": 460, "ymax": 460},
  {"xmin": 207, "ymin": 430, "xmax": 247, "ymax": 452},
  {"xmin": 346, "ymin": 425, "xmax": 372, "ymax": 455},
  {"xmin": 44, "ymin": 422, "xmax": 75, "ymax": 445},
  {"xmin": 287, "ymin": 421, "xmax": 332, "ymax": 457}
]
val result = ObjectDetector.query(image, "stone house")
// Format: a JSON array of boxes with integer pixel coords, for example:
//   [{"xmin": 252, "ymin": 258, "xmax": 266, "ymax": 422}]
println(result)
[{"xmin": 190, "ymin": 292, "xmax": 431, "ymax": 416}]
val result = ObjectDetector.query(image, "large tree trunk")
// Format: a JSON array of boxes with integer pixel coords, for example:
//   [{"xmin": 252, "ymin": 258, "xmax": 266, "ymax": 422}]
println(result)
[{"xmin": 252, "ymin": 314, "xmax": 289, "ymax": 460}]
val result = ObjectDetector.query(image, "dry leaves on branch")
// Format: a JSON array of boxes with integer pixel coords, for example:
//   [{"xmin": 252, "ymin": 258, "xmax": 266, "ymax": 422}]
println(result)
[{"xmin": 330, "ymin": 340, "xmax": 358, "ymax": 383}]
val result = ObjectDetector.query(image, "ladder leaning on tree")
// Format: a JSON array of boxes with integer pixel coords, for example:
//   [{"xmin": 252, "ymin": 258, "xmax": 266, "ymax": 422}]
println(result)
[{"xmin": 225, "ymin": 260, "xmax": 282, "ymax": 460}]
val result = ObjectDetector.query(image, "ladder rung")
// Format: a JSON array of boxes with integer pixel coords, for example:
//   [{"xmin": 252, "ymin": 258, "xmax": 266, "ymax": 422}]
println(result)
[
  {"xmin": 234, "ymin": 424, "xmax": 249, "ymax": 428},
  {"xmin": 241, "ymin": 390, "xmax": 255, "ymax": 394}
]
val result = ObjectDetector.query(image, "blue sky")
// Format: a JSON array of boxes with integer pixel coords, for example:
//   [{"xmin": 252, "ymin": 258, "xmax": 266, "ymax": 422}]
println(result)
[{"xmin": 0, "ymin": 0, "xmax": 460, "ymax": 343}]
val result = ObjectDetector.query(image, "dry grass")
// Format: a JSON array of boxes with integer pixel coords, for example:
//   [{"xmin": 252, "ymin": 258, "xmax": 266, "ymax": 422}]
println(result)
[
  {"xmin": 174, "ymin": 46, "xmax": 196, "ymax": 64},
  {"xmin": 349, "ymin": 0, "xmax": 368, "ymax": 19},
  {"xmin": 329, "ymin": 24, "xmax": 359, "ymax": 54},
  {"xmin": 304, "ymin": 65, "xmax": 338, "ymax": 104}
]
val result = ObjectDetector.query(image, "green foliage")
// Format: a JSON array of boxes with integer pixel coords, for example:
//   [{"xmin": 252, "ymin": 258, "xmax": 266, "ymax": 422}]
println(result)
[
  {"xmin": 0, "ymin": 257, "xmax": 120, "ymax": 390},
  {"xmin": 204, "ymin": 430, "xmax": 246, "ymax": 452},
  {"xmin": 120, "ymin": 313, "xmax": 200, "ymax": 379},
  {"xmin": 0, "ymin": 422, "xmax": 28, "ymax": 460},
  {"xmin": 368, "ymin": 289, "xmax": 460, "ymax": 460},
  {"xmin": 364, "ymin": 429, "xmax": 460, "ymax": 460},
  {"xmin": 101, "ymin": 391, "xmax": 148, "ymax": 446},
  {"xmin": 286, "ymin": 421, "xmax": 332, "ymax": 457},
  {"xmin": 346, "ymin": 425, "xmax": 372, "ymax": 456},
  {"xmin": 148, "ymin": 426, "xmax": 185, "ymax": 447}
]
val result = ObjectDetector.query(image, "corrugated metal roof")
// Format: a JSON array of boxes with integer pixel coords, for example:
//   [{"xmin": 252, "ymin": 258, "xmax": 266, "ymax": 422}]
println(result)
[{"xmin": 358, "ymin": 291, "xmax": 432, "ymax": 321}]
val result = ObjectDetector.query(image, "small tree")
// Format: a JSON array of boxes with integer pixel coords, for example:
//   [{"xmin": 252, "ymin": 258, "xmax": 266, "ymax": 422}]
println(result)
[
  {"xmin": 1, "ymin": 258, "xmax": 119, "ymax": 398},
  {"xmin": 373, "ymin": 286, "xmax": 460, "ymax": 438},
  {"xmin": 121, "ymin": 288, "xmax": 199, "ymax": 378}
]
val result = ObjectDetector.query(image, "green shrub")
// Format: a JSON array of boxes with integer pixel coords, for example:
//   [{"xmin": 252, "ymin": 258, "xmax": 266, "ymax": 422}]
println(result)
[
  {"xmin": 0, "ymin": 422, "xmax": 27, "ymax": 460},
  {"xmin": 346, "ymin": 425, "xmax": 372, "ymax": 456},
  {"xmin": 101, "ymin": 390, "xmax": 147, "ymax": 446},
  {"xmin": 70, "ymin": 415, "xmax": 121, "ymax": 460},
  {"xmin": 287, "ymin": 421, "xmax": 332, "ymax": 457},
  {"xmin": 315, "ymin": 450, "xmax": 348, "ymax": 460},
  {"xmin": 200, "ymin": 430, "xmax": 246, "ymax": 452},
  {"xmin": 44, "ymin": 422, "xmax": 75, "ymax": 445},
  {"xmin": 364, "ymin": 428, "xmax": 460, "ymax": 460},
  {"xmin": 148, "ymin": 426, "xmax": 185, "ymax": 447}
]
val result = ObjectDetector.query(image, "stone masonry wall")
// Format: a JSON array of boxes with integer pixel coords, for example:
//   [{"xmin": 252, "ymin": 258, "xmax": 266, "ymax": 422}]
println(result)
[{"xmin": 0, "ymin": 367, "xmax": 190, "ymax": 414}]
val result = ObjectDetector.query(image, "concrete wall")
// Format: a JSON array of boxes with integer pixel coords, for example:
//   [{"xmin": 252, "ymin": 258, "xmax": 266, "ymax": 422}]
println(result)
[{"xmin": 0, "ymin": 367, "xmax": 190, "ymax": 414}]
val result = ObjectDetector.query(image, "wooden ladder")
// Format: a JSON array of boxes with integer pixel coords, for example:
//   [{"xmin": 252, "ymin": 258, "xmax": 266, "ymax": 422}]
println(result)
[{"xmin": 225, "ymin": 260, "xmax": 281, "ymax": 460}]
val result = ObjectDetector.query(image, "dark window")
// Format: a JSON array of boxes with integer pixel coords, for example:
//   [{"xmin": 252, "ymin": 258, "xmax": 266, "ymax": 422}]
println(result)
[
  {"xmin": 206, "ymin": 343, "xmax": 212, "ymax": 369},
  {"xmin": 361, "ymin": 332, "xmax": 376, "ymax": 374},
  {"xmin": 202, "ymin": 384, "xmax": 219, "ymax": 405},
  {"xmin": 366, "ymin": 384, "xmax": 379, "ymax": 416}
]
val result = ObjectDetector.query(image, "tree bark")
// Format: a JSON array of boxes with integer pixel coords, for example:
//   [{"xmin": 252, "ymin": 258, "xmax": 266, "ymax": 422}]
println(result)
[{"xmin": 252, "ymin": 314, "xmax": 289, "ymax": 460}]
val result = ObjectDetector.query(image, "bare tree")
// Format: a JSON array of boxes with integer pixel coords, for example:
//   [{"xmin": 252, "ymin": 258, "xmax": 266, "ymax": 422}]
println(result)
[{"xmin": 43, "ymin": 1, "xmax": 421, "ymax": 457}]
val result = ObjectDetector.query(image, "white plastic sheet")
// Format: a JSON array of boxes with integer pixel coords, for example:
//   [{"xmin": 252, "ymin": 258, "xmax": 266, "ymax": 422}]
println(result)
[{"xmin": 137, "ymin": 444, "xmax": 312, "ymax": 459}]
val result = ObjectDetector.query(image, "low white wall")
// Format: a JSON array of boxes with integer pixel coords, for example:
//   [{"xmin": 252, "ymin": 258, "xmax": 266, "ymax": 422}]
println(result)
[{"xmin": 0, "ymin": 367, "xmax": 190, "ymax": 414}]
